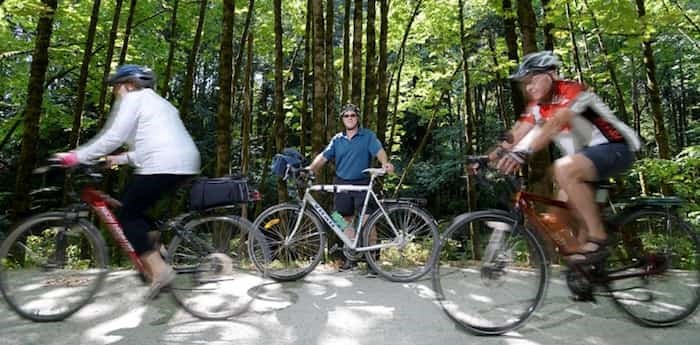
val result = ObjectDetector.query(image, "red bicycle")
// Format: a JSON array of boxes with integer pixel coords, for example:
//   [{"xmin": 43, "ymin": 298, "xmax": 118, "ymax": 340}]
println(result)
[
  {"xmin": 433, "ymin": 155, "xmax": 700, "ymax": 335},
  {"xmin": 0, "ymin": 162, "xmax": 270, "ymax": 321}
]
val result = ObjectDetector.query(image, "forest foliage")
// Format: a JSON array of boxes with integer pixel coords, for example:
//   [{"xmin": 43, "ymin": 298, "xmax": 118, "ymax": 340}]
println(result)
[{"xmin": 0, "ymin": 0, "xmax": 698, "ymax": 229}]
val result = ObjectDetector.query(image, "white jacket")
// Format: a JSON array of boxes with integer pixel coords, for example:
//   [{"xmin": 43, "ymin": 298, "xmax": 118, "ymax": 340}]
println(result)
[{"xmin": 75, "ymin": 88, "xmax": 200, "ymax": 175}]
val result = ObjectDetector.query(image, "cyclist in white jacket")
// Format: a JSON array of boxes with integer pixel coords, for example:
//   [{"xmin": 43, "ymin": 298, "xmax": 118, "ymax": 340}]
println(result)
[{"xmin": 56, "ymin": 65, "xmax": 200, "ymax": 297}]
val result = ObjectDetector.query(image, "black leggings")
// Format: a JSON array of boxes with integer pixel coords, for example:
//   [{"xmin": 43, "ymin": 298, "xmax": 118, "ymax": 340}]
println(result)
[{"xmin": 118, "ymin": 174, "xmax": 193, "ymax": 255}]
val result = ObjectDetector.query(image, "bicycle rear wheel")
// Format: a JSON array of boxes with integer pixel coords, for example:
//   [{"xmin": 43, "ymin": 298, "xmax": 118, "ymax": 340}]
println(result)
[
  {"xmin": 606, "ymin": 209, "xmax": 700, "ymax": 326},
  {"xmin": 363, "ymin": 203, "xmax": 439, "ymax": 282},
  {"xmin": 432, "ymin": 210, "xmax": 548, "ymax": 335},
  {"xmin": 0, "ymin": 212, "xmax": 108, "ymax": 322},
  {"xmin": 248, "ymin": 203, "xmax": 326, "ymax": 281},
  {"xmin": 167, "ymin": 215, "xmax": 268, "ymax": 320}
]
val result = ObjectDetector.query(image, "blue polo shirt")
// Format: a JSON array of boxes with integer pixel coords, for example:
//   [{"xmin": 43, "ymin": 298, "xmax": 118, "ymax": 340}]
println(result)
[{"xmin": 322, "ymin": 128, "xmax": 383, "ymax": 180}]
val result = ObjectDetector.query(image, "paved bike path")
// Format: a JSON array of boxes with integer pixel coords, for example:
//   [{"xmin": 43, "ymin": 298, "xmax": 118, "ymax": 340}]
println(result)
[{"xmin": 1, "ymin": 267, "xmax": 698, "ymax": 345}]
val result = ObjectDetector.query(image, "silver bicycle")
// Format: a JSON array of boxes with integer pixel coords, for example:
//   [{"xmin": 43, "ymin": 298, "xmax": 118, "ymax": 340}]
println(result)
[{"xmin": 248, "ymin": 167, "xmax": 439, "ymax": 282}]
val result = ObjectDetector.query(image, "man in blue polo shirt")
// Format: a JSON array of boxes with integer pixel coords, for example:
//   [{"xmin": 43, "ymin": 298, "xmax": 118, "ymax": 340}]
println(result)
[{"xmin": 307, "ymin": 103, "xmax": 394, "ymax": 272}]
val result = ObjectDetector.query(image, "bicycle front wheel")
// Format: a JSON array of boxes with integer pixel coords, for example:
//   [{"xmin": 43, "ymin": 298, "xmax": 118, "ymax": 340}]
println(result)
[
  {"xmin": 606, "ymin": 209, "xmax": 700, "ymax": 327},
  {"xmin": 248, "ymin": 203, "xmax": 326, "ymax": 281},
  {"xmin": 432, "ymin": 210, "xmax": 548, "ymax": 335},
  {"xmin": 167, "ymin": 215, "xmax": 266, "ymax": 320},
  {"xmin": 363, "ymin": 203, "xmax": 439, "ymax": 282},
  {"xmin": 0, "ymin": 212, "xmax": 108, "ymax": 322}
]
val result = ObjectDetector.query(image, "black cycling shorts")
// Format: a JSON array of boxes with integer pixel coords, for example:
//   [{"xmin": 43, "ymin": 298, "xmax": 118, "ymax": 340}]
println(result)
[
  {"xmin": 580, "ymin": 142, "xmax": 635, "ymax": 180},
  {"xmin": 333, "ymin": 177, "xmax": 377, "ymax": 217}
]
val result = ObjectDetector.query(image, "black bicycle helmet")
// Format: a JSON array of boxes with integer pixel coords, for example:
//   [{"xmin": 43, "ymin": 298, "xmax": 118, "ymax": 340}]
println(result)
[
  {"xmin": 509, "ymin": 51, "xmax": 561, "ymax": 81},
  {"xmin": 106, "ymin": 64, "xmax": 156, "ymax": 89},
  {"xmin": 339, "ymin": 103, "xmax": 360, "ymax": 117}
]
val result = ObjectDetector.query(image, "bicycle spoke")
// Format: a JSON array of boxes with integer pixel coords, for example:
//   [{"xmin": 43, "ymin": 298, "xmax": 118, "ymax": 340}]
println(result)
[
  {"xmin": 249, "ymin": 204, "xmax": 325, "ymax": 281},
  {"xmin": 607, "ymin": 210, "xmax": 700, "ymax": 327},
  {"xmin": 433, "ymin": 211, "xmax": 547, "ymax": 335},
  {"xmin": 0, "ymin": 214, "xmax": 107, "ymax": 322},
  {"xmin": 364, "ymin": 204, "xmax": 439, "ymax": 282}
]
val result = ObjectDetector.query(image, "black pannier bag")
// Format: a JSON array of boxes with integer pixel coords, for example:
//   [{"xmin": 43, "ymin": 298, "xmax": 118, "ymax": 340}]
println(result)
[{"xmin": 189, "ymin": 176, "xmax": 250, "ymax": 211}]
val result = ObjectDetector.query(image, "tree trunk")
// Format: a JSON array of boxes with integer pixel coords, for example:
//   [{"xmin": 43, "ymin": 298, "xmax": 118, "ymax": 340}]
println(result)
[
  {"xmin": 161, "ymin": 0, "xmax": 180, "ymax": 99},
  {"xmin": 565, "ymin": 0, "xmax": 583, "ymax": 83},
  {"xmin": 179, "ymin": 0, "xmax": 208, "ymax": 125},
  {"xmin": 13, "ymin": 0, "xmax": 58, "ymax": 215},
  {"xmin": 376, "ymin": 0, "xmax": 389, "ymax": 144},
  {"xmin": 341, "ymin": 0, "xmax": 351, "ymax": 105},
  {"xmin": 312, "ymin": 0, "xmax": 327, "ymax": 156},
  {"xmin": 241, "ymin": 23, "xmax": 254, "ymax": 219},
  {"xmin": 458, "ymin": 0, "xmax": 474, "ymax": 156},
  {"xmin": 518, "ymin": 0, "xmax": 553, "ymax": 200},
  {"xmin": 117, "ymin": 0, "xmax": 138, "ymax": 65},
  {"xmin": 459, "ymin": 0, "xmax": 475, "ymax": 212},
  {"xmin": 541, "ymin": 0, "xmax": 555, "ymax": 51},
  {"xmin": 582, "ymin": 0, "xmax": 629, "ymax": 123},
  {"xmin": 516, "ymin": 0, "xmax": 537, "ymax": 54},
  {"xmin": 363, "ymin": 0, "xmax": 377, "ymax": 130},
  {"xmin": 488, "ymin": 31, "xmax": 509, "ymax": 126},
  {"xmin": 230, "ymin": 0, "xmax": 255, "ymax": 132},
  {"xmin": 326, "ymin": 0, "xmax": 336, "ymax": 139},
  {"xmin": 635, "ymin": 0, "xmax": 671, "ymax": 159},
  {"xmin": 389, "ymin": 0, "xmax": 423, "ymax": 153},
  {"xmin": 241, "ymin": 27, "xmax": 254, "ymax": 177},
  {"xmin": 631, "ymin": 56, "xmax": 641, "ymax": 135},
  {"xmin": 301, "ymin": 0, "xmax": 312, "ymax": 154},
  {"xmin": 351, "ymin": 0, "xmax": 363, "ymax": 107},
  {"xmin": 502, "ymin": 0, "xmax": 523, "ymax": 115},
  {"xmin": 216, "ymin": 0, "xmax": 235, "ymax": 177},
  {"xmin": 678, "ymin": 49, "xmax": 687, "ymax": 147},
  {"xmin": 97, "ymin": 0, "xmax": 124, "ymax": 123},
  {"xmin": 69, "ymin": 0, "xmax": 101, "ymax": 150},
  {"xmin": 274, "ymin": 0, "xmax": 288, "ymax": 202}
]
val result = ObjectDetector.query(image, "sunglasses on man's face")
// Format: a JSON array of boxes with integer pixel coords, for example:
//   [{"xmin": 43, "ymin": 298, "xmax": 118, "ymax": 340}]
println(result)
[{"xmin": 342, "ymin": 113, "xmax": 358, "ymax": 118}]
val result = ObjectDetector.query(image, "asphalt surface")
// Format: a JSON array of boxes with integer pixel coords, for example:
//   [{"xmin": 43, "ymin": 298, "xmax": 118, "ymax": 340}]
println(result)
[{"xmin": 1, "ymin": 265, "xmax": 698, "ymax": 345}]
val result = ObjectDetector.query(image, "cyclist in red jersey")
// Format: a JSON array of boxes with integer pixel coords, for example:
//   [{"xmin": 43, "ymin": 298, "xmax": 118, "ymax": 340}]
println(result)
[{"xmin": 493, "ymin": 51, "xmax": 640, "ymax": 264}]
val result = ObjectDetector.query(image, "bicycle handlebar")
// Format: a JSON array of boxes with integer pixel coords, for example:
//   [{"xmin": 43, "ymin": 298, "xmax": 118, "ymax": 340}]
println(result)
[
  {"xmin": 465, "ymin": 155, "xmax": 490, "ymax": 168},
  {"xmin": 33, "ymin": 159, "xmax": 111, "ymax": 176}
]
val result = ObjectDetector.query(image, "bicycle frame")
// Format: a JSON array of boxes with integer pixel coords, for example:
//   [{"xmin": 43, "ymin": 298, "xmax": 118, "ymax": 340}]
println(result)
[
  {"xmin": 510, "ymin": 184, "xmax": 669, "ymax": 285},
  {"xmin": 290, "ymin": 171, "xmax": 401, "ymax": 252},
  {"xmin": 79, "ymin": 186, "xmax": 145, "ymax": 272}
]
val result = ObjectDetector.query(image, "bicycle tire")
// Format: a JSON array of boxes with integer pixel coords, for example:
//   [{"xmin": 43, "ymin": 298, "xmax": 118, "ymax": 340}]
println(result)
[
  {"xmin": 606, "ymin": 208, "xmax": 700, "ymax": 327},
  {"xmin": 0, "ymin": 212, "xmax": 108, "ymax": 322},
  {"xmin": 362, "ymin": 203, "xmax": 439, "ymax": 282},
  {"xmin": 248, "ymin": 203, "xmax": 326, "ymax": 281},
  {"xmin": 432, "ymin": 210, "xmax": 549, "ymax": 335},
  {"xmin": 166, "ymin": 215, "xmax": 270, "ymax": 320}
]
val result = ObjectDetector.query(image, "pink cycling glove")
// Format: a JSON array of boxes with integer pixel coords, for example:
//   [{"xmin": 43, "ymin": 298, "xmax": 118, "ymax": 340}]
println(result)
[{"xmin": 55, "ymin": 152, "xmax": 80, "ymax": 167}]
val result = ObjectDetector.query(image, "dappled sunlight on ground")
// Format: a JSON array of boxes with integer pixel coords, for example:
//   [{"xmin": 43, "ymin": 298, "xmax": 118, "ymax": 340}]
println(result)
[
  {"xmin": 0, "ymin": 269, "xmax": 698, "ymax": 345},
  {"xmin": 82, "ymin": 306, "xmax": 148, "ymax": 344}
]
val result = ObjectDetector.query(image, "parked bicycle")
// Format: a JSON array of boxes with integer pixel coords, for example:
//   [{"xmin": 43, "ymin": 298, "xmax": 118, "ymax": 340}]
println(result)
[
  {"xmin": 432, "ymin": 156, "xmax": 700, "ymax": 335},
  {"xmin": 0, "ymin": 161, "xmax": 270, "ymax": 322},
  {"xmin": 248, "ymin": 166, "xmax": 440, "ymax": 282}
]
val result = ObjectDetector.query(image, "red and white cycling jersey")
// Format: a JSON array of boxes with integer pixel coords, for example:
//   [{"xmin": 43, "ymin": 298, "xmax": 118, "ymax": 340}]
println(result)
[{"xmin": 516, "ymin": 80, "xmax": 640, "ymax": 156}]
